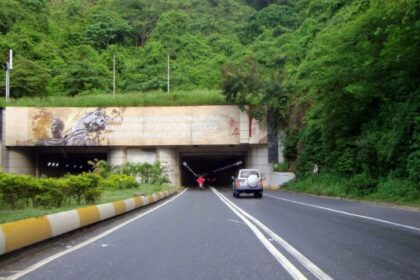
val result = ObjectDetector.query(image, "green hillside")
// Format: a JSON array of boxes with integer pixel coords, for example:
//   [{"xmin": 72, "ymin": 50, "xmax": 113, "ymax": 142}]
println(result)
[{"xmin": 0, "ymin": 0, "xmax": 418, "ymax": 203}]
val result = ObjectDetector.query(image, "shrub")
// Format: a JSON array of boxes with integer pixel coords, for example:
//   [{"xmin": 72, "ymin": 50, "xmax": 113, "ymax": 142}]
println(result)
[
  {"xmin": 102, "ymin": 174, "xmax": 139, "ymax": 190},
  {"xmin": 345, "ymin": 173, "xmax": 378, "ymax": 197},
  {"xmin": 0, "ymin": 173, "xmax": 40, "ymax": 208},
  {"xmin": 273, "ymin": 162, "xmax": 288, "ymax": 172},
  {"xmin": 35, "ymin": 178, "xmax": 68, "ymax": 208},
  {"xmin": 88, "ymin": 158, "xmax": 113, "ymax": 178},
  {"xmin": 66, "ymin": 173, "xmax": 102, "ymax": 204},
  {"xmin": 118, "ymin": 161, "xmax": 169, "ymax": 184},
  {"xmin": 372, "ymin": 178, "xmax": 419, "ymax": 202}
]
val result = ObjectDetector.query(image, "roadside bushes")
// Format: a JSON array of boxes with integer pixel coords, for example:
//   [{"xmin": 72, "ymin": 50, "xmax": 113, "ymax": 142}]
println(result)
[
  {"xmin": 0, "ymin": 172, "xmax": 103, "ymax": 209},
  {"xmin": 35, "ymin": 178, "xmax": 67, "ymax": 208},
  {"xmin": 119, "ymin": 162, "xmax": 169, "ymax": 185},
  {"xmin": 66, "ymin": 173, "xmax": 102, "ymax": 204},
  {"xmin": 102, "ymin": 174, "xmax": 138, "ymax": 190},
  {"xmin": 88, "ymin": 159, "xmax": 170, "ymax": 185},
  {"xmin": 0, "ymin": 173, "xmax": 39, "ymax": 209},
  {"xmin": 0, "ymin": 160, "xmax": 170, "ymax": 209},
  {"xmin": 286, "ymin": 172, "xmax": 420, "ymax": 204}
]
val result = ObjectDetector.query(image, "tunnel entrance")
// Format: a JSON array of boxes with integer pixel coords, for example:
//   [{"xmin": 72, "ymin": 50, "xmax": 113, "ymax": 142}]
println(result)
[
  {"xmin": 180, "ymin": 152, "xmax": 246, "ymax": 187},
  {"xmin": 38, "ymin": 149, "xmax": 108, "ymax": 177}
]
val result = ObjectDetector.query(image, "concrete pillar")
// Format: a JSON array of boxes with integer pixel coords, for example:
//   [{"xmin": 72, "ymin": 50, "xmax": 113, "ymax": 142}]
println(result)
[
  {"xmin": 6, "ymin": 148, "xmax": 35, "ymax": 175},
  {"xmin": 157, "ymin": 148, "xmax": 179, "ymax": 186},
  {"xmin": 127, "ymin": 149, "xmax": 156, "ymax": 164},
  {"xmin": 278, "ymin": 129, "xmax": 286, "ymax": 163},
  {"xmin": 108, "ymin": 148, "xmax": 127, "ymax": 166},
  {"xmin": 247, "ymin": 145, "xmax": 273, "ymax": 185}
]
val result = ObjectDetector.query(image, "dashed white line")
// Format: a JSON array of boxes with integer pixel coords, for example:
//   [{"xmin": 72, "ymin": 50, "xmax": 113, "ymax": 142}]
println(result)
[{"xmin": 265, "ymin": 193, "xmax": 420, "ymax": 233}]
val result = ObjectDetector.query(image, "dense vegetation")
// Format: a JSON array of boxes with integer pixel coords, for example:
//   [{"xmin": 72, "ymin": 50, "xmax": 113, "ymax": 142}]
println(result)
[{"xmin": 0, "ymin": 0, "xmax": 418, "ymax": 202}]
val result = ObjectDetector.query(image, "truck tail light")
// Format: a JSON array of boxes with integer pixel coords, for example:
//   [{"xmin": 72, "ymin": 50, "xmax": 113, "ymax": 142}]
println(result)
[{"xmin": 259, "ymin": 180, "xmax": 264, "ymax": 188}]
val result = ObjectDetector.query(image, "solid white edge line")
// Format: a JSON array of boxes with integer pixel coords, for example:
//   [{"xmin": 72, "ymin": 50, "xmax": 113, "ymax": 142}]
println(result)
[
  {"xmin": 210, "ymin": 187, "xmax": 307, "ymax": 280},
  {"xmin": 9, "ymin": 189, "xmax": 187, "ymax": 280},
  {"xmin": 216, "ymin": 189, "xmax": 333, "ymax": 280},
  {"xmin": 265, "ymin": 194, "xmax": 420, "ymax": 233}
]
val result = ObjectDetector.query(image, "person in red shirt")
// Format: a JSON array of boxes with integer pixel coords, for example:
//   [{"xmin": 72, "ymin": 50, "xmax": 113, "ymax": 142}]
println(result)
[{"xmin": 196, "ymin": 175, "xmax": 205, "ymax": 190}]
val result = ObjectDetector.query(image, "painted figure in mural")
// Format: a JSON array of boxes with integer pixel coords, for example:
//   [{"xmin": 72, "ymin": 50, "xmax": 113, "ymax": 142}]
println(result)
[
  {"xmin": 35, "ymin": 109, "xmax": 110, "ymax": 146},
  {"xmin": 46, "ymin": 118, "xmax": 66, "ymax": 146},
  {"xmin": 36, "ymin": 117, "xmax": 66, "ymax": 146},
  {"xmin": 51, "ymin": 118, "xmax": 65, "ymax": 139},
  {"xmin": 66, "ymin": 109, "xmax": 109, "ymax": 146}
]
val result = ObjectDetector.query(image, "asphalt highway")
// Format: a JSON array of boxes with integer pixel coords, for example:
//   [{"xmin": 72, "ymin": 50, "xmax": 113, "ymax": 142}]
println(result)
[{"xmin": 5, "ymin": 187, "xmax": 420, "ymax": 280}]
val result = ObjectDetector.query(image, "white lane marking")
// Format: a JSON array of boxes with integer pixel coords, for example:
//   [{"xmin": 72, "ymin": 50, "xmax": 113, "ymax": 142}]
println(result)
[
  {"xmin": 215, "ymin": 190, "xmax": 332, "ymax": 280},
  {"xmin": 211, "ymin": 188, "xmax": 307, "ymax": 280},
  {"xmin": 265, "ymin": 194, "xmax": 420, "ymax": 233},
  {"xmin": 9, "ymin": 189, "xmax": 187, "ymax": 280},
  {"xmin": 227, "ymin": 219, "xmax": 243, "ymax": 224}
]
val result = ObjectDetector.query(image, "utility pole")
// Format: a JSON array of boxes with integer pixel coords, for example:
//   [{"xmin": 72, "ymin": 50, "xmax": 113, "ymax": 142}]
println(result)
[
  {"xmin": 112, "ymin": 54, "xmax": 116, "ymax": 99},
  {"xmin": 4, "ymin": 49, "xmax": 12, "ymax": 101},
  {"xmin": 167, "ymin": 52, "xmax": 170, "ymax": 94}
]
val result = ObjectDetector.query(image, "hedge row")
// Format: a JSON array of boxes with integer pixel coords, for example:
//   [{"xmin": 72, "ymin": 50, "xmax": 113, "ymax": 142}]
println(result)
[
  {"xmin": 0, "ymin": 173, "xmax": 105, "ymax": 209},
  {"xmin": 0, "ymin": 172, "xmax": 150, "ymax": 209},
  {"xmin": 0, "ymin": 161, "xmax": 170, "ymax": 209}
]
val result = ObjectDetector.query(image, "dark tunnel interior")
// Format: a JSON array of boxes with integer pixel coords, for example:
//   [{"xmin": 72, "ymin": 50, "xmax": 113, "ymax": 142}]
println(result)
[
  {"xmin": 39, "ymin": 152, "xmax": 107, "ymax": 177},
  {"xmin": 180, "ymin": 154, "xmax": 246, "ymax": 188}
]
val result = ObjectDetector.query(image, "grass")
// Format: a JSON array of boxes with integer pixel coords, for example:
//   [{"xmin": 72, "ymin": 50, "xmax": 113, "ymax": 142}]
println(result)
[
  {"xmin": 0, "ymin": 184, "xmax": 173, "ymax": 224},
  {"xmin": 0, "ymin": 89, "xmax": 229, "ymax": 107},
  {"xmin": 284, "ymin": 174, "xmax": 420, "ymax": 207}
]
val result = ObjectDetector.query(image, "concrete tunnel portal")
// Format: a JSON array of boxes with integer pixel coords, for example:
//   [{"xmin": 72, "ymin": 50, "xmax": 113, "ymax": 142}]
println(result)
[
  {"xmin": 2, "ymin": 106, "xmax": 273, "ymax": 186},
  {"xmin": 180, "ymin": 152, "xmax": 246, "ymax": 188}
]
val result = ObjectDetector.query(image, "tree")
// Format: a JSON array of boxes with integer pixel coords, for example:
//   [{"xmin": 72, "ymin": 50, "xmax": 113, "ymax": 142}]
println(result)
[
  {"xmin": 154, "ymin": 10, "xmax": 190, "ymax": 53},
  {"xmin": 115, "ymin": 0, "xmax": 169, "ymax": 47},
  {"xmin": 222, "ymin": 57, "xmax": 266, "ymax": 136},
  {"xmin": 9, "ymin": 55, "xmax": 51, "ymax": 98},
  {"xmin": 51, "ymin": 46, "xmax": 111, "ymax": 96},
  {"xmin": 82, "ymin": 9, "xmax": 132, "ymax": 49}
]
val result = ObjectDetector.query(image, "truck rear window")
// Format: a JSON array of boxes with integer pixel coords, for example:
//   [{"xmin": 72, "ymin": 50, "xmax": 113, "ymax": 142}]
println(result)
[{"xmin": 240, "ymin": 170, "xmax": 259, "ymax": 177}]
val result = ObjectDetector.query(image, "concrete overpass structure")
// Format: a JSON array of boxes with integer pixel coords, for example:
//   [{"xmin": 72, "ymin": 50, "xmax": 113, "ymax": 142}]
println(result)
[{"xmin": 0, "ymin": 106, "xmax": 282, "ymax": 186}]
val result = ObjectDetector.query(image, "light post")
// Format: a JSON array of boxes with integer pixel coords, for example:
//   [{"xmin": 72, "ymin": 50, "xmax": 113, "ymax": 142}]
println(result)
[
  {"xmin": 167, "ymin": 52, "xmax": 170, "ymax": 94},
  {"xmin": 112, "ymin": 54, "xmax": 116, "ymax": 99},
  {"xmin": 4, "ymin": 49, "xmax": 12, "ymax": 101}
]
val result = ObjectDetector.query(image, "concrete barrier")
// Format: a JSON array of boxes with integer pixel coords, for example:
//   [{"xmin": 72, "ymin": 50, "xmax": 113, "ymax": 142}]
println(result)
[
  {"xmin": 263, "ymin": 172, "xmax": 296, "ymax": 190},
  {"xmin": 0, "ymin": 187, "xmax": 180, "ymax": 256}
]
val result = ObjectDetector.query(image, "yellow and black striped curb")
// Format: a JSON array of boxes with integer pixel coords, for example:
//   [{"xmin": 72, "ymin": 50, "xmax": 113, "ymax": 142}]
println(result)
[{"xmin": 0, "ymin": 187, "xmax": 182, "ymax": 256}]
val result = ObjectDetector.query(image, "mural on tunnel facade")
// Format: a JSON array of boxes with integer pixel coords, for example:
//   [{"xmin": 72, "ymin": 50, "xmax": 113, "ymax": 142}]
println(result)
[{"xmin": 5, "ymin": 106, "xmax": 267, "ymax": 146}]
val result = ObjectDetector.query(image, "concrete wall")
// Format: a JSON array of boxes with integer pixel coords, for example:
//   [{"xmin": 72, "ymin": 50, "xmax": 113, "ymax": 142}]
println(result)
[
  {"xmin": 127, "ymin": 149, "xmax": 156, "ymax": 164},
  {"xmin": 108, "ymin": 148, "xmax": 127, "ymax": 166},
  {"xmin": 108, "ymin": 147, "xmax": 179, "ymax": 185},
  {"xmin": 246, "ymin": 145, "xmax": 273, "ymax": 185},
  {"xmin": 157, "ymin": 148, "xmax": 179, "ymax": 186},
  {"xmin": 5, "ymin": 148, "xmax": 35, "ymax": 175}
]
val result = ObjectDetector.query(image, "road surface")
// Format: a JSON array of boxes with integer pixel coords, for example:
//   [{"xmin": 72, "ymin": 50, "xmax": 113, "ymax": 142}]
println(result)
[{"xmin": 1, "ymin": 187, "xmax": 420, "ymax": 280}]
